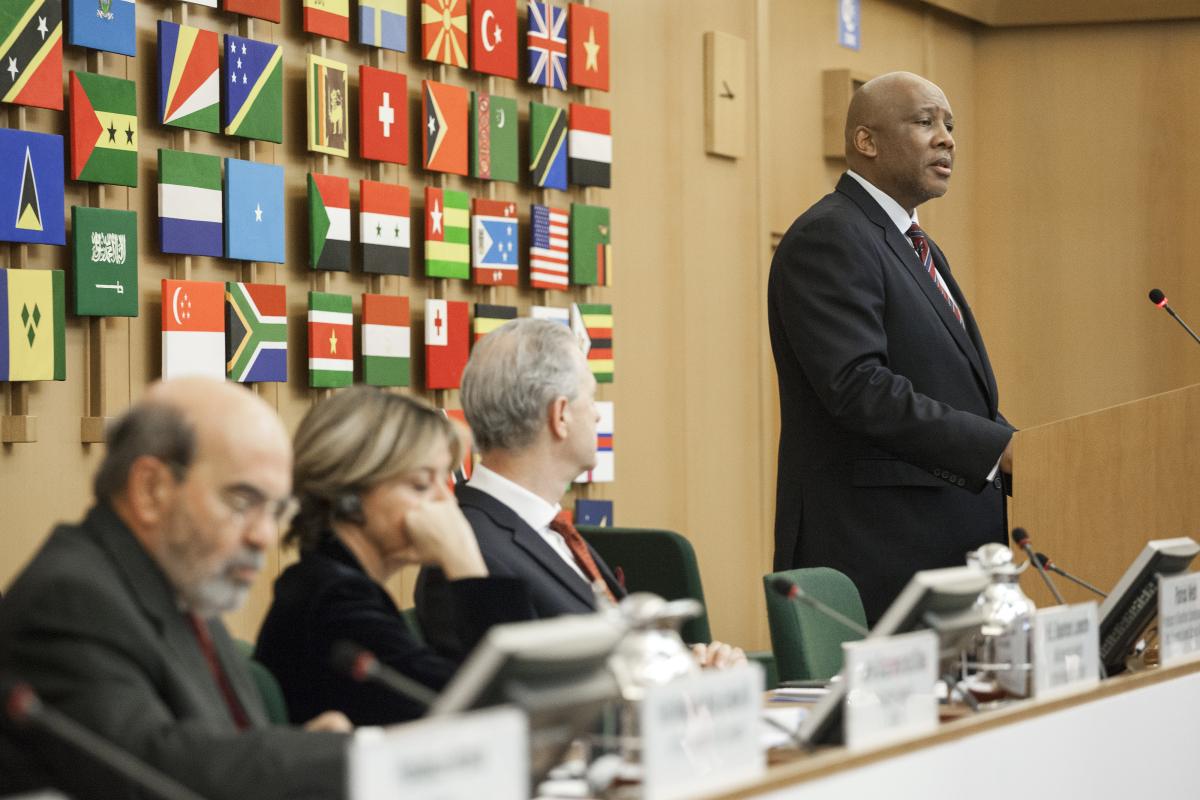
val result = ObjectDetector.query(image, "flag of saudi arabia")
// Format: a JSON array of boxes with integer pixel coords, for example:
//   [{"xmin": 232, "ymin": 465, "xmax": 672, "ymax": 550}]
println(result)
[
  {"xmin": 69, "ymin": 71, "xmax": 138, "ymax": 186},
  {"xmin": 158, "ymin": 149, "xmax": 223, "ymax": 257},
  {"xmin": 0, "ymin": 268, "xmax": 66, "ymax": 382},
  {"xmin": 570, "ymin": 203, "xmax": 612, "ymax": 287},
  {"xmin": 362, "ymin": 294, "xmax": 410, "ymax": 387},
  {"xmin": 308, "ymin": 173, "xmax": 351, "ymax": 271},
  {"xmin": 308, "ymin": 291, "xmax": 353, "ymax": 388}
]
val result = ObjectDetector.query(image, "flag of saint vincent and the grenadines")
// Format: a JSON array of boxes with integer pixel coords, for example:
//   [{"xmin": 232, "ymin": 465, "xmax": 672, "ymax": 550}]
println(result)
[
  {"xmin": 424, "ymin": 187, "xmax": 470, "ymax": 280},
  {"xmin": 572, "ymin": 302, "xmax": 613, "ymax": 383},
  {"xmin": 0, "ymin": 268, "xmax": 65, "ymax": 382},
  {"xmin": 225, "ymin": 282, "xmax": 286, "ymax": 383},
  {"xmin": 471, "ymin": 199, "xmax": 518, "ymax": 287},
  {"xmin": 158, "ymin": 21, "xmax": 219, "ymax": 134},
  {"xmin": 308, "ymin": 291, "xmax": 354, "ymax": 388},
  {"xmin": 223, "ymin": 34, "xmax": 283, "ymax": 143},
  {"xmin": 0, "ymin": 129, "xmax": 65, "ymax": 247},
  {"xmin": 360, "ymin": 180, "xmax": 410, "ymax": 276},
  {"xmin": 530, "ymin": 204, "xmax": 569, "ymax": 291},
  {"xmin": 161, "ymin": 278, "xmax": 224, "ymax": 380},
  {"xmin": 424, "ymin": 298, "xmax": 468, "ymax": 389},
  {"xmin": 224, "ymin": 0, "xmax": 280, "ymax": 24},
  {"xmin": 530, "ymin": 102, "xmax": 567, "ymax": 191},
  {"xmin": 473, "ymin": 303, "xmax": 516, "ymax": 344},
  {"xmin": 360, "ymin": 0, "xmax": 406, "ymax": 51},
  {"xmin": 570, "ymin": 203, "xmax": 611, "ymax": 287},
  {"xmin": 158, "ymin": 149, "xmax": 222, "ymax": 258},
  {"xmin": 568, "ymin": 103, "xmax": 611, "ymax": 188},
  {"xmin": 69, "ymin": 71, "xmax": 137, "ymax": 187},
  {"xmin": 67, "ymin": 0, "xmax": 135, "ymax": 57},
  {"xmin": 303, "ymin": 0, "xmax": 350, "ymax": 41},
  {"xmin": 308, "ymin": 173, "xmax": 351, "ymax": 271},
  {"xmin": 0, "ymin": 0, "xmax": 63, "ymax": 110},
  {"xmin": 362, "ymin": 293, "xmax": 410, "ymax": 387}
]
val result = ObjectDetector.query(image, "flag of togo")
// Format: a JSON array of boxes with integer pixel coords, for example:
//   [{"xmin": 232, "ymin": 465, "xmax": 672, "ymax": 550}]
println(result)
[
  {"xmin": 424, "ymin": 187, "xmax": 469, "ymax": 280},
  {"xmin": 308, "ymin": 172, "xmax": 350, "ymax": 271},
  {"xmin": 225, "ymin": 282, "xmax": 286, "ymax": 383},
  {"xmin": 308, "ymin": 291, "xmax": 353, "ymax": 388},
  {"xmin": 69, "ymin": 71, "xmax": 137, "ymax": 186},
  {"xmin": 360, "ymin": 180, "xmax": 409, "ymax": 276}
]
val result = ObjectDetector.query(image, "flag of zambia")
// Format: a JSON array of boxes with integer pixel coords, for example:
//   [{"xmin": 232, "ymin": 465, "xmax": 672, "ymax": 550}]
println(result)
[
  {"xmin": 69, "ymin": 71, "xmax": 137, "ymax": 186},
  {"xmin": 0, "ymin": 268, "xmax": 65, "ymax": 381}
]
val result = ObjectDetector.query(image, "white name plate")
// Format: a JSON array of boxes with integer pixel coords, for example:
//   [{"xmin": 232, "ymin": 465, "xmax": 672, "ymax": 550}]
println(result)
[
  {"xmin": 348, "ymin": 706, "xmax": 528, "ymax": 800},
  {"xmin": 640, "ymin": 663, "xmax": 765, "ymax": 800},
  {"xmin": 841, "ymin": 629, "xmax": 938, "ymax": 751},
  {"xmin": 1032, "ymin": 602, "xmax": 1100, "ymax": 698},
  {"xmin": 1159, "ymin": 571, "xmax": 1200, "ymax": 666}
]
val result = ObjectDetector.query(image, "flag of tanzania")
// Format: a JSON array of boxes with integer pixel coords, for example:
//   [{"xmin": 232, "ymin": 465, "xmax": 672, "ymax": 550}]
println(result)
[
  {"xmin": 223, "ymin": 34, "xmax": 282, "ymax": 143},
  {"xmin": 530, "ymin": 102, "xmax": 567, "ymax": 190},
  {"xmin": 225, "ymin": 282, "xmax": 287, "ymax": 383},
  {"xmin": 0, "ymin": 268, "xmax": 65, "ymax": 381},
  {"xmin": 69, "ymin": 71, "xmax": 137, "ymax": 186}
]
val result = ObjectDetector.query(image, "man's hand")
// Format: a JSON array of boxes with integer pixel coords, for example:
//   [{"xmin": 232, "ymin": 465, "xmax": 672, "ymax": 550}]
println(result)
[
  {"xmin": 304, "ymin": 710, "xmax": 352, "ymax": 733},
  {"xmin": 999, "ymin": 439, "xmax": 1014, "ymax": 475},
  {"xmin": 690, "ymin": 640, "xmax": 747, "ymax": 670}
]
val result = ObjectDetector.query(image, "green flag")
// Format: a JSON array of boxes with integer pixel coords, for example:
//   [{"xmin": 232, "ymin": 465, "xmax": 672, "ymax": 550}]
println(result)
[
  {"xmin": 570, "ymin": 203, "xmax": 611, "ymax": 286},
  {"xmin": 71, "ymin": 207, "xmax": 138, "ymax": 317},
  {"xmin": 69, "ymin": 71, "xmax": 138, "ymax": 187},
  {"xmin": 424, "ymin": 187, "xmax": 470, "ymax": 280},
  {"xmin": 471, "ymin": 91, "xmax": 518, "ymax": 183}
]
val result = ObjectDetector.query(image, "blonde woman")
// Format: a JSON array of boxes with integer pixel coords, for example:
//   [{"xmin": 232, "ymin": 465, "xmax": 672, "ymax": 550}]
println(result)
[{"xmin": 255, "ymin": 387, "xmax": 532, "ymax": 725}]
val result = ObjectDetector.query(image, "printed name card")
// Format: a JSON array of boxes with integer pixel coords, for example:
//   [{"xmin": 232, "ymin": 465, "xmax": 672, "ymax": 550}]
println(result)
[
  {"xmin": 640, "ymin": 664, "xmax": 765, "ymax": 800},
  {"xmin": 1032, "ymin": 602, "xmax": 1100, "ymax": 698},
  {"xmin": 841, "ymin": 629, "xmax": 938, "ymax": 751},
  {"xmin": 348, "ymin": 706, "xmax": 528, "ymax": 800},
  {"xmin": 1159, "ymin": 571, "xmax": 1200, "ymax": 666}
]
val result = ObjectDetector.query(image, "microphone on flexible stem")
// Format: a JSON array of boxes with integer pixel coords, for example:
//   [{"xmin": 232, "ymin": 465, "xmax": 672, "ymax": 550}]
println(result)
[
  {"xmin": 1011, "ymin": 528, "xmax": 1065, "ymax": 605},
  {"xmin": 1034, "ymin": 552, "xmax": 1107, "ymax": 598},
  {"xmin": 771, "ymin": 578, "xmax": 870, "ymax": 638},
  {"xmin": 1148, "ymin": 288, "xmax": 1200, "ymax": 346},
  {"xmin": 2, "ymin": 678, "xmax": 208, "ymax": 800},
  {"xmin": 330, "ymin": 641, "xmax": 438, "ymax": 709}
]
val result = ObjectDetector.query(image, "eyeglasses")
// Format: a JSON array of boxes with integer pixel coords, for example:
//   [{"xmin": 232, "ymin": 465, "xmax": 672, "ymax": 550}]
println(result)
[{"xmin": 217, "ymin": 484, "xmax": 299, "ymax": 528}]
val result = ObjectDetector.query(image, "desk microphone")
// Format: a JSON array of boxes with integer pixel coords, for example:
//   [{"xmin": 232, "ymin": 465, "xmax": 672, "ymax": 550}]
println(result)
[
  {"xmin": 1148, "ymin": 288, "xmax": 1200, "ymax": 346},
  {"xmin": 771, "ymin": 578, "xmax": 869, "ymax": 638},
  {"xmin": 1034, "ymin": 552, "xmax": 1107, "ymax": 598},
  {"xmin": 330, "ymin": 641, "xmax": 438, "ymax": 709},
  {"xmin": 2, "ymin": 678, "xmax": 208, "ymax": 800},
  {"xmin": 1011, "ymin": 528, "xmax": 1065, "ymax": 605}
]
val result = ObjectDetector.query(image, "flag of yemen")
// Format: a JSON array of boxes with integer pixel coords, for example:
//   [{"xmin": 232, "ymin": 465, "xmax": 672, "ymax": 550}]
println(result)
[
  {"xmin": 308, "ymin": 291, "xmax": 353, "ymax": 388},
  {"xmin": 360, "ymin": 180, "xmax": 410, "ymax": 276},
  {"xmin": 308, "ymin": 173, "xmax": 350, "ymax": 271},
  {"xmin": 568, "ymin": 103, "xmax": 610, "ymax": 188},
  {"xmin": 69, "ymin": 71, "xmax": 137, "ymax": 186},
  {"xmin": 225, "ymin": 282, "xmax": 287, "ymax": 383},
  {"xmin": 0, "ymin": 268, "xmax": 65, "ymax": 382},
  {"xmin": 362, "ymin": 294, "xmax": 410, "ymax": 387}
]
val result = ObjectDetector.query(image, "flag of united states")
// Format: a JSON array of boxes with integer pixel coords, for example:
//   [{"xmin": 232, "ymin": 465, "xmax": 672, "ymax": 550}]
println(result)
[{"xmin": 530, "ymin": 204, "xmax": 569, "ymax": 290}]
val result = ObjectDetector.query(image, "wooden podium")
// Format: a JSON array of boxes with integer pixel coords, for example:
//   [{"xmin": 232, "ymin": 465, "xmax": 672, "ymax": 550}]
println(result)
[{"xmin": 1010, "ymin": 382, "xmax": 1200, "ymax": 606}]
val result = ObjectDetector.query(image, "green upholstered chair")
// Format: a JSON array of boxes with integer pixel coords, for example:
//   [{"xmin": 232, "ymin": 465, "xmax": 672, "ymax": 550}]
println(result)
[
  {"xmin": 400, "ymin": 606, "xmax": 425, "ymax": 644},
  {"xmin": 233, "ymin": 639, "xmax": 290, "ymax": 724},
  {"xmin": 762, "ymin": 567, "xmax": 867, "ymax": 683},
  {"xmin": 580, "ymin": 526, "xmax": 778, "ymax": 688}
]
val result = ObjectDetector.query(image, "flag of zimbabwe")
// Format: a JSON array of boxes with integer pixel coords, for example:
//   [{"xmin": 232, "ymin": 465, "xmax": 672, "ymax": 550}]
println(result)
[{"xmin": 69, "ymin": 71, "xmax": 137, "ymax": 187}]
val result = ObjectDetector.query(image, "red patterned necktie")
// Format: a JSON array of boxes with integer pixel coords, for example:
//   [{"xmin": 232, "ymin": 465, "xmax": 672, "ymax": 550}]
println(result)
[
  {"xmin": 548, "ymin": 515, "xmax": 617, "ymax": 603},
  {"xmin": 906, "ymin": 222, "xmax": 965, "ymax": 329},
  {"xmin": 187, "ymin": 614, "xmax": 251, "ymax": 731}
]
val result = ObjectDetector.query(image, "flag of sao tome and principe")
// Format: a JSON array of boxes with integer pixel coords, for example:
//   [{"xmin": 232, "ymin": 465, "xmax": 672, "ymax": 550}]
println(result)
[
  {"xmin": 471, "ymin": 0, "xmax": 517, "ymax": 79},
  {"xmin": 470, "ymin": 91, "xmax": 517, "ymax": 183},
  {"xmin": 527, "ymin": 0, "xmax": 566, "ymax": 91},
  {"xmin": 473, "ymin": 303, "xmax": 516, "ymax": 344},
  {"xmin": 422, "ymin": 79, "xmax": 468, "ymax": 175},
  {"xmin": 421, "ymin": 0, "xmax": 467, "ymax": 68},
  {"xmin": 471, "ymin": 199, "xmax": 518, "ymax": 287},
  {"xmin": 225, "ymin": 158, "xmax": 284, "ymax": 263},
  {"xmin": 570, "ymin": 203, "xmax": 611, "ymax": 286},
  {"xmin": 158, "ymin": 149, "xmax": 222, "ymax": 258},
  {"xmin": 359, "ymin": 65, "xmax": 407, "ymax": 164},
  {"xmin": 303, "ymin": 0, "xmax": 349, "ymax": 41},
  {"xmin": 529, "ymin": 204, "xmax": 569, "ymax": 291},
  {"xmin": 308, "ymin": 291, "xmax": 353, "ymax": 388},
  {"xmin": 0, "ymin": 0, "xmax": 63, "ymax": 110},
  {"xmin": 568, "ymin": 3, "xmax": 609, "ymax": 92},
  {"xmin": 225, "ymin": 282, "xmax": 286, "ymax": 383},
  {"xmin": 424, "ymin": 187, "xmax": 470, "ymax": 280},
  {"xmin": 158, "ymin": 20, "xmax": 219, "ymax": 133},
  {"xmin": 69, "ymin": 71, "xmax": 137, "ymax": 187},
  {"xmin": 572, "ymin": 302, "xmax": 613, "ymax": 383},
  {"xmin": 360, "ymin": 180, "xmax": 410, "ymax": 276},
  {"xmin": 575, "ymin": 400, "xmax": 614, "ymax": 483},
  {"xmin": 530, "ymin": 102, "xmax": 567, "ymax": 191},
  {"xmin": 223, "ymin": 34, "xmax": 283, "ymax": 143},
  {"xmin": 71, "ymin": 206, "xmax": 138, "ymax": 317},
  {"xmin": 0, "ymin": 268, "xmax": 65, "ymax": 382},
  {"xmin": 161, "ymin": 278, "xmax": 224, "ymax": 380},
  {"xmin": 361, "ymin": 293, "xmax": 410, "ymax": 387},
  {"xmin": 0, "ymin": 129, "xmax": 65, "ymax": 246},
  {"xmin": 359, "ymin": 0, "xmax": 406, "ymax": 52},
  {"xmin": 67, "ymin": 0, "xmax": 136, "ymax": 57},
  {"xmin": 308, "ymin": 172, "xmax": 351, "ymax": 271},
  {"xmin": 568, "ymin": 103, "xmax": 611, "ymax": 188},
  {"xmin": 424, "ymin": 298, "xmax": 468, "ymax": 389},
  {"xmin": 223, "ymin": 0, "xmax": 280, "ymax": 24}
]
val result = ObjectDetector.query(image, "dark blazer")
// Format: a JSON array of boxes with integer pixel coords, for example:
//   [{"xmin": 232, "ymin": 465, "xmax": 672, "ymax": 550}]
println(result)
[
  {"xmin": 415, "ymin": 484, "xmax": 625, "ymax": 657},
  {"xmin": 0, "ymin": 504, "xmax": 347, "ymax": 800},
  {"xmin": 255, "ymin": 534, "xmax": 532, "ymax": 725},
  {"xmin": 768, "ymin": 174, "xmax": 1014, "ymax": 624}
]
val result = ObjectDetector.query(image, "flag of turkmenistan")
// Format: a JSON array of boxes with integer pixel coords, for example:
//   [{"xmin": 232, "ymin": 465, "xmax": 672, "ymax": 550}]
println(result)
[
  {"xmin": 424, "ymin": 187, "xmax": 469, "ymax": 279},
  {"xmin": 570, "ymin": 203, "xmax": 611, "ymax": 286},
  {"xmin": 69, "ymin": 71, "xmax": 138, "ymax": 186},
  {"xmin": 471, "ymin": 91, "xmax": 517, "ymax": 183},
  {"xmin": 362, "ymin": 293, "xmax": 410, "ymax": 387},
  {"xmin": 71, "ymin": 206, "xmax": 138, "ymax": 317},
  {"xmin": 308, "ymin": 291, "xmax": 353, "ymax": 388},
  {"xmin": 225, "ymin": 282, "xmax": 287, "ymax": 383},
  {"xmin": 308, "ymin": 172, "xmax": 351, "ymax": 271},
  {"xmin": 0, "ymin": 268, "xmax": 66, "ymax": 382}
]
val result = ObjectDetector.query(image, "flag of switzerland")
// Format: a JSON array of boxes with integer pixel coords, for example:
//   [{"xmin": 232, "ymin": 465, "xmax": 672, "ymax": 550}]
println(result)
[{"xmin": 360, "ymin": 66, "xmax": 408, "ymax": 164}]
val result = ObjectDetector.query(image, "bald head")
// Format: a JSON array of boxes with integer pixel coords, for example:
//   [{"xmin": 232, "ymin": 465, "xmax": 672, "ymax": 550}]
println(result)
[{"xmin": 143, "ymin": 377, "xmax": 290, "ymax": 467}]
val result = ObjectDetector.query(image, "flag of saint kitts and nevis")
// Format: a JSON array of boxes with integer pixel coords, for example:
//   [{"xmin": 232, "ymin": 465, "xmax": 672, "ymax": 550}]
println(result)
[
  {"xmin": 303, "ymin": 0, "xmax": 349, "ymax": 41},
  {"xmin": 571, "ymin": 302, "xmax": 613, "ymax": 383},
  {"xmin": 308, "ymin": 173, "xmax": 351, "ymax": 271},
  {"xmin": 570, "ymin": 203, "xmax": 611, "ymax": 286},
  {"xmin": 308, "ymin": 291, "xmax": 353, "ymax": 388},
  {"xmin": 530, "ymin": 102, "xmax": 567, "ymax": 191},
  {"xmin": 473, "ymin": 303, "xmax": 516, "ymax": 344},
  {"xmin": 361, "ymin": 294, "xmax": 410, "ymax": 387},
  {"xmin": 424, "ymin": 298, "xmax": 468, "ymax": 389},
  {"xmin": 161, "ymin": 278, "xmax": 225, "ymax": 380},
  {"xmin": 470, "ymin": 91, "xmax": 517, "ymax": 183},
  {"xmin": 424, "ymin": 187, "xmax": 469, "ymax": 280},
  {"xmin": 225, "ymin": 282, "xmax": 286, "ymax": 383},
  {"xmin": 471, "ymin": 199, "xmax": 518, "ymax": 287},
  {"xmin": 530, "ymin": 204, "xmax": 569, "ymax": 291},
  {"xmin": 158, "ymin": 149, "xmax": 222, "ymax": 258},
  {"xmin": 360, "ymin": 180, "xmax": 410, "ymax": 276},
  {"xmin": 158, "ymin": 21, "xmax": 219, "ymax": 133},
  {"xmin": 223, "ymin": 34, "xmax": 283, "ymax": 143},
  {"xmin": 69, "ymin": 71, "xmax": 137, "ymax": 186},
  {"xmin": 0, "ymin": 0, "xmax": 63, "ymax": 110},
  {"xmin": 568, "ymin": 103, "xmax": 611, "ymax": 188},
  {"xmin": 0, "ymin": 268, "xmax": 65, "ymax": 382}
]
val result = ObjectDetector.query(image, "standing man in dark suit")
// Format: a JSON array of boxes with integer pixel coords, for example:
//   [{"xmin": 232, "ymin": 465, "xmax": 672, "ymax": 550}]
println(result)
[
  {"xmin": 768, "ymin": 71, "xmax": 1015, "ymax": 625},
  {"xmin": 0, "ymin": 378, "xmax": 350, "ymax": 800}
]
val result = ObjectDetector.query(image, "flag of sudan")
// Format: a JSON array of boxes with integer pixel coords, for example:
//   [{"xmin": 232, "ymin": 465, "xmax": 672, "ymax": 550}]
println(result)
[
  {"xmin": 570, "ymin": 203, "xmax": 611, "ymax": 286},
  {"xmin": 362, "ymin": 294, "xmax": 410, "ymax": 387},
  {"xmin": 0, "ymin": 268, "xmax": 65, "ymax": 382},
  {"xmin": 530, "ymin": 102, "xmax": 567, "ymax": 190},
  {"xmin": 424, "ymin": 187, "xmax": 469, "ymax": 279},
  {"xmin": 308, "ymin": 173, "xmax": 351, "ymax": 271},
  {"xmin": 568, "ymin": 103, "xmax": 611, "ymax": 188},
  {"xmin": 473, "ymin": 303, "xmax": 517, "ymax": 344},
  {"xmin": 69, "ymin": 71, "xmax": 137, "ymax": 187},
  {"xmin": 223, "ymin": 34, "xmax": 283, "ymax": 143},
  {"xmin": 225, "ymin": 282, "xmax": 287, "ymax": 383},
  {"xmin": 360, "ymin": 180, "xmax": 410, "ymax": 276},
  {"xmin": 572, "ymin": 302, "xmax": 613, "ymax": 382},
  {"xmin": 308, "ymin": 291, "xmax": 353, "ymax": 388},
  {"xmin": 0, "ymin": 0, "xmax": 63, "ymax": 111}
]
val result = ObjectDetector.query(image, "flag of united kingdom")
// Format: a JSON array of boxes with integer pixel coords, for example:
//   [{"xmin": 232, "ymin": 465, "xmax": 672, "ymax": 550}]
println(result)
[{"xmin": 527, "ymin": 1, "xmax": 567, "ymax": 90}]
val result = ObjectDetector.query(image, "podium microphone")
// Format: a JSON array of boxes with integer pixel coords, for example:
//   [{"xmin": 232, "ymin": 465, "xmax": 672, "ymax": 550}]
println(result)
[
  {"xmin": 1148, "ymin": 288, "xmax": 1200, "ymax": 346},
  {"xmin": 1035, "ymin": 552, "xmax": 1108, "ymax": 598},
  {"xmin": 330, "ymin": 641, "xmax": 438, "ymax": 709},
  {"xmin": 2, "ymin": 679, "xmax": 208, "ymax": 800},
  {"xmin": 771, "ymin": 578, "xmax": 869, "ymax": 638},
  {"xmin": 1012, "ymin": 528, "xmax": 1065, "ymax": 605}
]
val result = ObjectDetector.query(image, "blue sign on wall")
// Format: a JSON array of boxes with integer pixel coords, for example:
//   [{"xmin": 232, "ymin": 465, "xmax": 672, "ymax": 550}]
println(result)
[{"xmin": 839, "ymin": 0, "xmax": 861, "ymax": 51}]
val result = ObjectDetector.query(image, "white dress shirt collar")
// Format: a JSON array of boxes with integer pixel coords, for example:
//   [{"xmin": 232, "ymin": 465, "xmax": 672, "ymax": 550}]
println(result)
[
  {"xmin": 467, "ymin": 463, "xmax": 561, "ymax": 534},
  {"xmin": 846, "ymin": 170, "xmax": 918, "ymax": 236}
]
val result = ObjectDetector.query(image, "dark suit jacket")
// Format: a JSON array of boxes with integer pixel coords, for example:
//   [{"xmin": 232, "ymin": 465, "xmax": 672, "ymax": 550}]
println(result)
[
  {"xmin": 0, "ymin": 504, "xmax": 347, "ymax": 800},
  {"xmin": 415, "ymin": 484, "xmax": 625, "ymax": 657},
  {"xmin": 768, "ymin": 173, "xmax": 1014, "ymax": 624},
  {"xmin": 255, "ymin": 534, "xmax": 532, "ymax": 725}
]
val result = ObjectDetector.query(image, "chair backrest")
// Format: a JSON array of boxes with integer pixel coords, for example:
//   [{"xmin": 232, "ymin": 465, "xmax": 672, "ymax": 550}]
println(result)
[
  {"xmin": 762, "ymin": 567, "xmax": 867, "ymax": 682},
  {"xmin": 400, "ymin": 606, "xmax": 426, "ymax": 644},
  {"xmin": 578, "ymin": 526, "xmax": 713, "ymax": 644},
  {"xmin": 233, "ymin": 639, "xmax": 290, "ymax": 724}
]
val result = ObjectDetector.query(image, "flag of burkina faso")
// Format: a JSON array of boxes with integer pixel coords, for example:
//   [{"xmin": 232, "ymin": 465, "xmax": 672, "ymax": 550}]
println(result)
[
  {"xmin": 570, "ymin": 203, "xmax": 611, "ymax": 286},
  {"xmin": 69, "ymin": 71, "xmax": 137, "ymax": 186},
  {"xmin": 308, "ymin": 172, "xmax": 351, "ymax": 271},
  {"xmin": 308, "ymin": 291, "xmax": 353, "ymax": 388}
]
